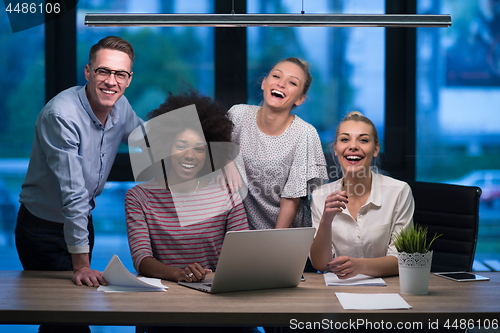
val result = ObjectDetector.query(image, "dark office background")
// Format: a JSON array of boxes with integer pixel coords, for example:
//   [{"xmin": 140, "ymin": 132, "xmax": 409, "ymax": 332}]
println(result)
[{"xmin": 1, "ymin": 1, "xmax": 500, "ymax": 331}]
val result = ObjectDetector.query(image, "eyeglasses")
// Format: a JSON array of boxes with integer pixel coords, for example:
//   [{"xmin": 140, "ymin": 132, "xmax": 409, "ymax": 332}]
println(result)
[{"xmin": 89, "ymin": 65, "xmax": 132, "ymax": 83}]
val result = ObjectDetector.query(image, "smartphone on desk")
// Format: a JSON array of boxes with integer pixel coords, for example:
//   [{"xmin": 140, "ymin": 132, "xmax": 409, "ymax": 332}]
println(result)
[{"xmin": 434, "ymin": 272, "xmax": 489, "ymax": 282}]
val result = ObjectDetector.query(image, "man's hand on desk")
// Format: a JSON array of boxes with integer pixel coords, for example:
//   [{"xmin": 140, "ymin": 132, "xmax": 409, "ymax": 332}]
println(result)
[
  {"xmin": 73, "ymin": 267, "xmax": 106, "ymax": 287},
  {"xmin": 71, "ymin": 253, "xmax": 107, "ymax": 287}
]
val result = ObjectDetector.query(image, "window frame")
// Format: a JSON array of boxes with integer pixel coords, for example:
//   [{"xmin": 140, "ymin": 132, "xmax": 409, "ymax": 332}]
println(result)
[{"xmin": 47, "ymin": 0, "xmax": 417, "ymax": 181}]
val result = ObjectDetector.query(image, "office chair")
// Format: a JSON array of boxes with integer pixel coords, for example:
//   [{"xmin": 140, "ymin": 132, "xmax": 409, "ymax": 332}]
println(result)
[{"xmin": 406, "ymin": 180, "xmax": 481, "ymax": 272}]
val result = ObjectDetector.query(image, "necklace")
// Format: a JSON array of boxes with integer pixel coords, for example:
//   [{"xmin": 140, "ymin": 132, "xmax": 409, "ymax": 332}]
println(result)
[{"xmin": 169, "ymin": 180, "xmax": 200, "ymax": 208}]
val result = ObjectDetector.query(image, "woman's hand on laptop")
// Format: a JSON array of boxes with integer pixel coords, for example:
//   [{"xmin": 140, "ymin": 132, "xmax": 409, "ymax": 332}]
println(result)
[{"xmin": 178, "ymin": 263, "xmax": 212, "ymax": 282}]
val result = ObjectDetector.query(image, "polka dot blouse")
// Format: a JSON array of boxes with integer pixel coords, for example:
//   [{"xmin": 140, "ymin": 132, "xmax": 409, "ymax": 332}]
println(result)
[{"xmin": 228, "ymin": 104, "xmax": 328, "ymax": 230}]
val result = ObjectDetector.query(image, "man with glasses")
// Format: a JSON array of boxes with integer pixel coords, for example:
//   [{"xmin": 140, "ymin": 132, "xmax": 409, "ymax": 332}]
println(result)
[{"xmin": 16, "ymin": 36, "xmax": 141, "ymax": 301}]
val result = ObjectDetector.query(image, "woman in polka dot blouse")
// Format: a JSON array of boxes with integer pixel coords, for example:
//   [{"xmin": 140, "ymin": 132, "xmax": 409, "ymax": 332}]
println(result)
[{"xmin": 227, "ymin": 57, "xmax": 328, "ymax": 230}]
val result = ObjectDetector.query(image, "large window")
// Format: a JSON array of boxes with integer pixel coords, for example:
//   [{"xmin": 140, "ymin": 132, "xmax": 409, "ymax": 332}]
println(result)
[
  {"xmin": 1, "ymin": 0, "xmax": 499, "ymax": 331},
  {"xmin": 0, "ymin": 11, "xmax": 46, "ymax": 333},
  {"xmin": 0, "ymin": 0, "xmax": 388, "ymax": 274},
  {"xmin": 417, "ymin": 0, "xmax": 500, "ymax": 267},
  {"xmin": 77, "ymin": 0, "xmax": 215, "ymax": 121},
  {"xmin": 76, "ymin": 0, "xmax": 215, "ymax": 272},
  {"xmin": 0, "ymin": 10, "xmax": 44, "ymax": 270},
  {"xmin": 2, "ymin": 0, "xmax": 498, "ymax": 282}
]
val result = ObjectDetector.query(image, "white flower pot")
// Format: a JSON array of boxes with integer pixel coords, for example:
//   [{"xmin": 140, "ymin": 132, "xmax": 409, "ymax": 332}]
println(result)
[{"xmin": 398, "ymin": 251, "xmax": 433, "ymax": 295}]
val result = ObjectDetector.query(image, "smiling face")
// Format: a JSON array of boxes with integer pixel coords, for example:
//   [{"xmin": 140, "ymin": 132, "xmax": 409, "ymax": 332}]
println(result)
[
  {"xmin": 261, "ymin": 61, "xmax": 306, "ymax": 111},
  {"xmin": 169, "ymin": 128, "xmax": 207, "ymax": 184},
  {"xmin": 334, "ymin": 120, "xmax": 380, "ymax": 177},
  {"xmin": 85, "ymin": 48, "xmax": 132, "ymax": 116}
]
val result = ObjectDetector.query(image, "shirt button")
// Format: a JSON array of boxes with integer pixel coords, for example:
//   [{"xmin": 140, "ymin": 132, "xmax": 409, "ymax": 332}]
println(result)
[{"xmin": 357, "ymin": 236, "xmax": 361, "ymax": 239}]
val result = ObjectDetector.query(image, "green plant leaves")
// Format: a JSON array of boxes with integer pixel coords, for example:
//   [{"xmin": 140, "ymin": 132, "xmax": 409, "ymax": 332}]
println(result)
[{"xmin": 392, "ymin": 224, "xmax": 442, "ymax": 254}]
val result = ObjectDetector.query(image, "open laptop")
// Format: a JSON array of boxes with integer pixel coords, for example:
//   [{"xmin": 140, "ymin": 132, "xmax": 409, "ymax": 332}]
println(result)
[{"xmin": 178, "ymin": 227, "xmax": 315, "ymax": 294}]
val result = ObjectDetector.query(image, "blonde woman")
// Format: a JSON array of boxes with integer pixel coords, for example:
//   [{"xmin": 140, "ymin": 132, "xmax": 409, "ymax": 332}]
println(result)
[
  {"xmin": 228, "ymin": 57, "xmax": 328, "ymax": 230},
  {"xmin": 310, "ymin": 112, "xmax": 414, "ymax": 278}
]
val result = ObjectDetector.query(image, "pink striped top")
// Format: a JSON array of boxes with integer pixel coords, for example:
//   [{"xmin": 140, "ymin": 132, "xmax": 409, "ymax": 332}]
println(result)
[{"xmin": 125, "ymin": 179, "xmax": 248, "ymax": 273}]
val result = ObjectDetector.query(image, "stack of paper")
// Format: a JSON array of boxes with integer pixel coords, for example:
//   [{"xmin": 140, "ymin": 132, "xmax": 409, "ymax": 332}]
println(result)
[
  {"xmin": 324, "ymin": 273, "xmax": 386, "ymax": 286},
  {"xmin": 97, "ymin": 254, "xmax": 168, "ymax": 293},
  {"xmin": 336, "ymin": 292, "xmax": 412, "ymax": 310}
]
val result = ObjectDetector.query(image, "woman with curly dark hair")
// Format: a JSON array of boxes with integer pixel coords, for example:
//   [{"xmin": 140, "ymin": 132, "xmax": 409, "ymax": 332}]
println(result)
[{"xmin": 125, "ymin": 89, "xmax": 249, "ymax": 286}]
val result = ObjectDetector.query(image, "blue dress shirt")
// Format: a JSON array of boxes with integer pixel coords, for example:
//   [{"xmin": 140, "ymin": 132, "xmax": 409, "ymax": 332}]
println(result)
[{"xmin": 19, "ymin": 85, "xmax": 142, "ymax": 253}]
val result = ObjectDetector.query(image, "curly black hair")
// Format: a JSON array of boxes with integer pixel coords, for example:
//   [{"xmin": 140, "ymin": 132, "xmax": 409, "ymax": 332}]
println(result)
[
  {"xmin": 144, "ymin": 89, "xmax": 235, "ymax": 178},
  {"xmin": 146, "ymin": 88, "xmax": 233, "ymax": 144}
]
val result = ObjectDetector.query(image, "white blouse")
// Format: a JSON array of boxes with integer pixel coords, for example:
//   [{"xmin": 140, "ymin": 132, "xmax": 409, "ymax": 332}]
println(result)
[{"xmin": 311, "ymin": 172, "xmax": 414, "ymax": 258}]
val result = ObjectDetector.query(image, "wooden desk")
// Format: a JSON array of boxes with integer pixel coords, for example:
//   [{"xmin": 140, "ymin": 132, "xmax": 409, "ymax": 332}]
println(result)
[{"xmin": 0, "ymin": 271, "xmax": 499, "ymax": 328}]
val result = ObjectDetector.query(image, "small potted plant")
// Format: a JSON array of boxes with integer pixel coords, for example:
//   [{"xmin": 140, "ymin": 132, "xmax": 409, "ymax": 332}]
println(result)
[{"xmin": 392, "ymin": 224, "xmax": 441, "ymax": 295}]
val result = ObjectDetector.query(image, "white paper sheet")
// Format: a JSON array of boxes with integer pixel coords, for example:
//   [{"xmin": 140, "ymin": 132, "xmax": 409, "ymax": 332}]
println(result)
[
  {"xmin": 335, "ymin": 292, "xmax": 412, "ymax": 310},
  {"xmin": 324, "ymin": 273, "xmax": 386, "ymax": 286},
  {"xmin": 97, "ymin": 254, "xmax": 167, "ymax": 293}
]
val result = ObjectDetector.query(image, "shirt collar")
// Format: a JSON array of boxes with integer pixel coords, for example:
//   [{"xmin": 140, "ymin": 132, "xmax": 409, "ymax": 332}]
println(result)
[
  {"xmin": 339, "ymin": 170, "xmax": 382, "ymax": 208},
  {"xmin": 78, "ymin": 85, "xmax": 119, "ymax": 130},
  {"xmin": 366, "ymin": 171, "xmax": 382, "ymax": 207}
]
